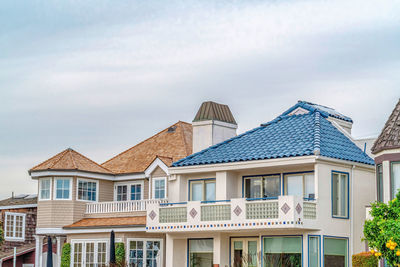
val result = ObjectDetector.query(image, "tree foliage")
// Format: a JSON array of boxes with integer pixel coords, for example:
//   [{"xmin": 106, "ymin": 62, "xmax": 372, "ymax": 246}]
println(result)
[
  {"xmin": 364, "ymin": 190, "xmax": 400, "ymax": 266},
  {"xmin": 0, "ymin": 221, "xmax": 3, "ymax": 245},
  {"xmin": 61, "ymin": 243, "xmax": 71, "ymax": 267},
  {"xmin": 115, "ymin": 242, "xmax": 126, "ymax": 266},
  {"xmin": 352, "ymin": 252, "xmax": 378, "ymax": 267}
]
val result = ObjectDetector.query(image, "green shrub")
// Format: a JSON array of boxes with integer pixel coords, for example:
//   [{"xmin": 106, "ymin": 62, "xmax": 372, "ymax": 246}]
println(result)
[
  {"xmin": 61, "ymin": 243, "xmax": 71, "ymax": 267},
  {"xmin": 352, "ymin": 252, "xmax": 378, "ymax": 267},
  {"xmin": 0, "ymin": 222, "xmax": 3, "ymax": 245},
  {"xmin": 115, "ymin": 242, "xmax": 125, "ymax": 265}
]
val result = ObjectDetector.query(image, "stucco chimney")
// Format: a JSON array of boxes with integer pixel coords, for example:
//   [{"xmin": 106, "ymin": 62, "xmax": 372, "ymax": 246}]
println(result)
[{"xmin": 192, "ymin": 101, "xmax": 237, "ymax": 153}]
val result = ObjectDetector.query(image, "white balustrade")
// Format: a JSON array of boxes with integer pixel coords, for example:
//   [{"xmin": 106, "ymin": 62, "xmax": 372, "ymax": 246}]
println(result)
[{"xmin": 86, "ymin": 199, "xmax": 168, "ymax": 214}]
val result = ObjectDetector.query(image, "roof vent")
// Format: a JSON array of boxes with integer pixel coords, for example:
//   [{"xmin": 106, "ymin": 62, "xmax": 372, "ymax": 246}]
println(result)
[{"xmin": 167, "ymin": 126, "xmax": 177, "ymax": 133}]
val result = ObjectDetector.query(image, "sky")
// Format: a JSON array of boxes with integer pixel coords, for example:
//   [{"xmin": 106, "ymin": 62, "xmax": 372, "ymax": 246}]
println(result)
[{"xmin": 0, "ymin": 0, "xmax": 399, "ymax": 198}]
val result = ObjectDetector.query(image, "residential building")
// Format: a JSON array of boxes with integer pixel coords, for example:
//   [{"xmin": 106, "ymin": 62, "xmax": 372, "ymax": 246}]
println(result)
[{"xmin": 146, "ymin": 101, "xmax": 376, "ymax": 267}]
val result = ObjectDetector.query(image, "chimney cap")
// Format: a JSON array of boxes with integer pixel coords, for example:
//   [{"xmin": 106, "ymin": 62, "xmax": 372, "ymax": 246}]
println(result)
[{"xmin": 193, "ymin": 101, "xmax": 237, "ymax": 125}]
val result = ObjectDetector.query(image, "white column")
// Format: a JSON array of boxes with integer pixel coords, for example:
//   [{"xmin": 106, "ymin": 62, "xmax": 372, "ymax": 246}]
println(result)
[
  {"xmin": 56, "ymin": 236, "xmax": 66, "ymax": 267},
  {"xmin": 34, "ymin": 235, "xmax": 44, "ymax": 267}
]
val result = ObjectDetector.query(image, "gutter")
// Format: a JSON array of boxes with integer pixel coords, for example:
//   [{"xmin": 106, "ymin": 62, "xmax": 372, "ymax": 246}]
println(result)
[{"xmin": 0, "ymin": 204, "xmax": 37, "ymax": 210}]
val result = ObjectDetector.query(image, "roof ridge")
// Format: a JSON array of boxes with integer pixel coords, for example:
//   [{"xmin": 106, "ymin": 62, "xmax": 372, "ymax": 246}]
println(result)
[
  {"xmin": 69, "ymin": 149, "xmax": 78, "ymax": 169},
  {"xmin": 102, "ymin": 121, "xmax": 190, "ymax": 166},
  {"xmin": 30, "ymin": 149, "xmax": 69, "ymax": 171},
  {"xmin": 313, "ymin": 112, "xmax": 321, "ymax": 155},
  {"xmin": 49, "ymin": 149, "xmax": 70, "ymax": 169},
  {"xmin": 178, "ymin": 121, "xmax": 192, "ymax": 156},
  {"xmin": 71, "ymin": 149, "xmax": 114, "ymax": 173}
]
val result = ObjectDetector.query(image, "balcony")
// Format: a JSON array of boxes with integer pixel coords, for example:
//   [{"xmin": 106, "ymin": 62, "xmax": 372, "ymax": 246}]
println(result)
[
  {"xmin": 146, "ymin": 196, "xmax": 318, "ymax": 232},
  {"xmin": 85, "ymin": 199, "xmax": 168, "ymax": 215}
]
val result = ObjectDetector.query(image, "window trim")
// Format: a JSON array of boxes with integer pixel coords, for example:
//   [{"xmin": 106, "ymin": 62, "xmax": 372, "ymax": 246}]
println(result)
[
  {"xmin": 4, "ymin": 212, "xmax": 26, "ymax": 241},
  {"xmin": 242, "ymin": 174, "xmax": 282, "ymax": 199},
  {"xmin": 390, "ymin": 161, "xmax": 400, "ymax": 200},
  {"xmin": 188, "ymin": 178, "xmax": 216, "ymax": 201},
  {"xmin": 38, "ymin": 177, "xmax": 52, "ymax": 201},
  {"xmin": 114, "ymin": 181, "xmax": 144, "ymax": 201},
  {"xmin": 53, "ymin": 177, "xmax": 73, "ymax": 200},
  {"xmin": 308, "ymin": 235, "xmax": 321, "ymax": 267},
  {"xmin": 283, "ymin": 171, "xmax": 315, "ymax": 199},
  {"xmin": 322, "ymin": 235, "xmax": 349, "ymax": 267},
  {"xmin": 126, "ymin": 238, "xmax": 163, "ymax": 266},
  {"xmin": 70, "ymin": 239, "xmax": 114, "ymax": 267},
  {"xmin": 76, "ymin": 178, "xmax": 99, "ymax": 202},
  {"xmin": 331, "ymin": 171, "xmax": 350, "ymax": 219},
  {"xmin": 152, "ymin": 177, "xmax": 167, "ymax": 199},
  {"xmin": 376, "ymin": 164, "xmax": 383, "ymax": 202}
]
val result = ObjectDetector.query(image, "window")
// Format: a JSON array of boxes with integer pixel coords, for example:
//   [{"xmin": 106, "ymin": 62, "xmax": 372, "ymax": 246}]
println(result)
[
  {"xmin": 284, "ymin": 173, "xmax": 315, "ymax": 199},
  {"xmin": 117, "ymin": 185, "xmax": 128, "ymax": 201},
  {"xmin": 323, "ymin": 237, "xmax": 348, "ymax": 267},
  {"xmin": 391, "ymin": 162, "xmax": 400, "ymax": 199},
  {"xmin": 377, "ymin": 164, "xmax": 383, "ymax": 202},
  {"xmin": 263, "ymin": 236, "xmax": 302, "ymax": 267},
  {"xmin": 39, "ymin": 178, "xmax": 51, "ymax": 200},
  {"xmin": 189, "ymin": 239, "xmax": 213, "ymax": 267},
  {"xmin": 244, "ymin": 175, "xmax": 281, "ymax": 198},
  {"xmin": 115, "ymin": 183, "xmax": 143, "ymax": 201},
  {"xmin": 128, "ymin": 239, "xmax": 162, "ymax": 267},
  {"xmin": 131, "ymin": 184, "xmax": 142, "ymax": 200},
  {"xmin": 54, "ymin": 178, "xmax": 72, "ymax": 200},
  {"xmin": 332, "ymin": 172, "xmax": 349, "ymax": 218},
  {"xmin": 152, "ymin": 178, "xmax": 166, "ymax": 199},
  {"xmin": 77, "ymin": 180, "xmax": 97, "ymax": 201},
  {"xmin": 72, "ymin": 241, "xmax": 107, "ymax": 267},
  {"xmin": 190, "ymin": 179, "xmax": 216, "ymax": 201},
  {"xmin": 4, "ymin": 212, "xmax": 25, "ymax": 241},
  {"xmin": 309, "ymin": 236, "xmax": 320, "ymax": 267}
]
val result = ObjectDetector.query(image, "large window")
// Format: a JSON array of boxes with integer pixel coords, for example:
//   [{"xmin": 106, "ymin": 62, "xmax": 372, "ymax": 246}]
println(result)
[
  {"xmin": 244, "ymin": 175, "xmax": 281, "ymax": 199},
  {"xmin": 188, "ymin": 239, "xmax": 213, "ymax": 267},
  {"xmin": 115, "ymin": 183, "xmax": 143, "ymax": 201},
  {"xmin": 284, "ymin": 173, "xmax": 315, "ymax": 199},
  {"xmin": 72, "ymin": 240, "xmax": 107, "ymax": 267},
  {"xmin": 391, "ymin": 162, "xmax": 400, "ymax": 199},
  {"xmin": 377, "ymin": 164, "xmax": 383, "ymax": 202},
  {"xmin": 128, "ymin": 239, "xmax": 162, "ymax": 267},
  {"xmin": 4, "ymin": 212, "xmax": 25, "ymax": 241},
  {"xmin": 54, "ymin": 178, "xmax": 72, "ymax": 200},
  {"xmin": 309, "ymin": 236, "xmax": 320, "ymax": 267},
  {"xmin": 332, "ymin": 172, "xmax": 349, "ymax": 218},
  {"xmin": 263, "ymin": 236, "xmax": 302, "ymax": 267},
  {"xmin": 39, "ymin": 178, "xmax": 52, "ymax": 200},
  {"xmin": 152, "ymin": 178, "xmax": 166, "ymax": 199},
  {"xmin": 77, "ymin": 179, "xmax": 97, "ymax": 202},
  {"xmin": 190, "ymin": 179, "xmax": 216, "ymax": 201},
  {"xmin": 323, "ymin": 237, "xmax": 348, "ymax": 267}
]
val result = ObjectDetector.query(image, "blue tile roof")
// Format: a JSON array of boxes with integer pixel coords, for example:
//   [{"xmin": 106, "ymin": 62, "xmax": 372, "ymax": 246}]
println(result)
[
  {"xmin": 172, "ymin": 111, "xmax": 373, "ymax": 167},
  {"xmin": 281, "ymin": 101, "xmax": 353, "ymax": 123}
]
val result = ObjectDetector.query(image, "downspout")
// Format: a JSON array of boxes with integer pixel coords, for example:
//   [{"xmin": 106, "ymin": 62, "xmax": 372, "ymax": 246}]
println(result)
[{"xmin": 351, "ymin": 165, "xmax": 355, "ymax": 262}]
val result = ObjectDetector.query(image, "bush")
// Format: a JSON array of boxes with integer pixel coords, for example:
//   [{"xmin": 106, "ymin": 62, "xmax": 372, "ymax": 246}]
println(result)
[
  {"xmin": 352, "ymin": 252, "xmax": 378, "ymax": 267},
  {"xmin": 115, "ymin": 242, "xmax": 125, "ymax": 265},
  {"xmin": 0, "ymin": 222, "xmax": 3, "ymax": 245},
  {"xmin": 61, "ymin": 243, "xmax": 71, "ymax": 267}
]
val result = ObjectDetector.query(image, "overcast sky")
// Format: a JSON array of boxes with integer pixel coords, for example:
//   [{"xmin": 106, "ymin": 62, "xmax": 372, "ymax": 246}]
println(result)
[{"xmin": 0, "ymin": 0, "xmax": 399, "ymax": 198}]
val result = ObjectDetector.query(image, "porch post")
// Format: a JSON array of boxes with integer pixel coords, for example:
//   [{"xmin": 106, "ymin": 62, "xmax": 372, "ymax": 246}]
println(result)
[
  {"xmin": 56, "ymin": 236, "xmax": 66, "ymax": 267},
  {"xmin": 213, "ymin": 233, "xmax": 229, "ymax": 267},
  {"xmin": 34, "ymin": 235, "xmax": 44, "ymax": 267}
]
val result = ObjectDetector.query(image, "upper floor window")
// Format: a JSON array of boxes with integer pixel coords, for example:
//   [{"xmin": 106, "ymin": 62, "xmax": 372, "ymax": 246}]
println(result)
[
  {"xmin": 284, "ymin": 172, "xmax": 315, "ymax": 199},
  {"xmin": 332, "ymin": 171, "xmax": 349, "ymax": 218},
  {"xmin": 116, "ymin": 185, "xmax": 128, "ymax": 201},
  {"xmin": 54, "ymin": 178, "xmax": 72, "ymax": 200},
  {"xmin": 115, "ymin": 183, "xmax": 143, "ymax": 201},
  {"xmin": 131, "ymin": 184, "xmax": 142, "ymax": 200},
  {"xmin": 77, "ymin": 179, "xmax": 97, "ymax": 202},
  {"xmin": 153, "ymin": 177, "xmax": 166, "ymax": 199},
  {"xmin": 4, "ymin": 212, "xmax": 25, "ymax": 241},
  {"xmin": 377, "ymin": 164, "xmax": 383, "ymax": 202},
  {"xmin": 391, "ymin": 162, "xmax": 400, "ymax": 199},
  {"xmin": 190, "ymin": 179, "xmax": 216, "ymax": 201},
  {"xmin": 39, "ymin": 178, "xmax": 52, "ymax": 200},
  {"xmin": 244, "ymin": 175, "xmax": 280, "ymax": 199}
]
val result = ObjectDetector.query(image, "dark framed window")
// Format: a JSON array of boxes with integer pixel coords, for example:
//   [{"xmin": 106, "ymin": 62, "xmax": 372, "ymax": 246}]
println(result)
[
  {"xmin": 244, "ymin": 175, "xmax": 281, "ymax": 199},
  {"xmin": 377, "ymin": 164, "xmax": 383, "ymax": 202}
]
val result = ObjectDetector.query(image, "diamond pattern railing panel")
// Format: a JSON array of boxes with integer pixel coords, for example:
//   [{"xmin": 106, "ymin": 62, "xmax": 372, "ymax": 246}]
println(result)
[
  {"xmin": 246, "ymin": 201, "xmax": 279, "ymax": 219},
  {"xmin": 159, "ymin": 207, "xmax": 187, "ymax": 223},
  {"xmin": 303, "ymin": 201, "xmax": 317, "ymax": 219},
  {"xmin": 201, "ymin": 204, "xmax": 231, "ymax": 221}
]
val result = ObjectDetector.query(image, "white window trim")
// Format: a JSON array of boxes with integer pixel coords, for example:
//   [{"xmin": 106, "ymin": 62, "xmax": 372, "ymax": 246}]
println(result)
[
  {"xmin": 284, "ymin": 173, "xmax": 316, "ymax": 199},
  {"xmin": 114, "ymin": 181, "xmax": 145, "ymax": 201},
  {"xmin": 152, "ymin": 177, "xmax": 167, "ymax": 199},
  {"xmin": 4, "ymin": 212, "xmax": 26, "ymax": 242},
  {"xmin": 53, "ymin": 177, "xmax": 73, "ymax": 200},
  {"xmin": 76, "ymin": 178, "xmax": 99, "ymax": 202},
  {"xmin": 38, "ymin": 177, "xmax": 52, "ymax": 201},
  {"xmin": 332, "ymin": 172, "xmax": 349, "ymax": 218},
  {"xmin": 126, "ymin": 238, "xmax": 163, "ymax": 267},
  {"xmin": 70, "ymin": 239, "xmax": 119, "ymax": 267}
]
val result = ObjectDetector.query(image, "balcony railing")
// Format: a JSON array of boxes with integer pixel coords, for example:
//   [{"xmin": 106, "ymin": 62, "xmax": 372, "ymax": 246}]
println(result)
[
  {"xmin": 146, "ymin": 196, "xmax": 318, "ymax": 232},
  {"xmin": 86, "ymin": 199, "xmax": 168, "ymax": 214}
]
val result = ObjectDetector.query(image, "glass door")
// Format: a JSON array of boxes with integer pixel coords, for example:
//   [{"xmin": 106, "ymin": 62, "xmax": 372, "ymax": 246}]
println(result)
[{"xmin": 231, "ymin": 238, "xmax": 260, "ymax": 267}]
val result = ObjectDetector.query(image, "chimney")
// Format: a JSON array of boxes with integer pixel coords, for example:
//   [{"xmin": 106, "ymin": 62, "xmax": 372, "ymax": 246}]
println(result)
[{"xmin": 192, "ymin": 101, "xmax": 237, "ymax": 153}]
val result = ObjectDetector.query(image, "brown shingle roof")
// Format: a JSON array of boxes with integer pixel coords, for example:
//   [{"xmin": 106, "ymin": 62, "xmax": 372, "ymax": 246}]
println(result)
[
  {"xmin": 102, "ymin": 121, "xmax": 192, "ymax": 174},
  {"xmin": 193, "ymin": 101, "xmax": 237, "ymax": 124},
  {"xmin": 29, "ymin": 148, "xmax": 113, "ymax": 174},
  {"xmin": 372, "ymin": 99, "xmax": 400, "ymax": 154},
  {"xmin": 63, "ymin": 216, "xmax": 146, "ymax": 228}
]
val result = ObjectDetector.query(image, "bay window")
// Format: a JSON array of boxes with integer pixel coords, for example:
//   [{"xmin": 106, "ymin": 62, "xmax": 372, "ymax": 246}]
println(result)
[
  {"xmin": 77, "ymin": 179, "xmax": 98, "ymax": 202},
  {"xmin": 284, "ymin": 172, "xmax": 315, "ymax": 199},
  {"xmin": 4, "ymin": 212, "xmax": 25, "ymax": 241},
  {"xmin": 54, "ymin": 178, "xmax": 72, "ymax": 200},
  {"xmin": 391, "ymin": 162, "xmax": 400, "ymax": 199},
  {"xmin": 332, "ymin": 172, "xmax": 349, "ymax": 218},
  {"xmin": 39, "ymin": 178, "xmax": 52, "ymax": 200},
  {"xmin": 188, "ymin": 239, "xmax": 213, "ymax": 267},
  {"xmin": 244, "ymin": 175, "xmax": 280, "ymax": 199},
  {"xmin": 190, "ymin": 179, "xmax": 216, "ymax": 201}
]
